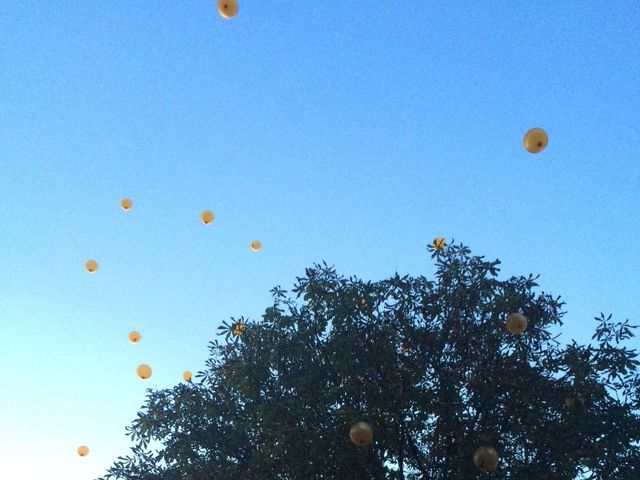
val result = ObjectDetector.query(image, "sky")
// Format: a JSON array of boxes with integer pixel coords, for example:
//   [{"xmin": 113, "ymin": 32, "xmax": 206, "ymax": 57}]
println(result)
[{"xmin": 0, "ymin": 1, "xmax": 639, "ymax": 478}]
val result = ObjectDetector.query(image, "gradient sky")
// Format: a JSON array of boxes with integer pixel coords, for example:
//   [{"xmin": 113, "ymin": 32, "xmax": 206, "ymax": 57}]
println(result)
[{"xmin": 1, "ymin": 1, "xmax": 639, "ymax": 478}]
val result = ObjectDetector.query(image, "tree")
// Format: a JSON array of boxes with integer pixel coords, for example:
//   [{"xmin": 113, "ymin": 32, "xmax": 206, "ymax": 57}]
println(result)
[{"xmin": 100, "ymin": 242, "xmax": 640, "ymax": 480}]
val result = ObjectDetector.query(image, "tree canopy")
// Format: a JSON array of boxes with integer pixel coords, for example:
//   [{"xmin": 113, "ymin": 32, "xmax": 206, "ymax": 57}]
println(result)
[{"xmin": 101, "ymin": 243, "xmax": 640, "ymax": 479}]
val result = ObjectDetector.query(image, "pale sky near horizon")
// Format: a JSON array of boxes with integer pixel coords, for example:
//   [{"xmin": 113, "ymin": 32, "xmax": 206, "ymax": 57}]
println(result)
[{"xmin": 1, "ymin": 1, "xmax": 639, "ymax": 478}]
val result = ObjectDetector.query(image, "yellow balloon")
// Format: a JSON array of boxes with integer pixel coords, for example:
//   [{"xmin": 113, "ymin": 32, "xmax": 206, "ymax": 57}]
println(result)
[
  {"xmin": 217, "ymin": 0, "xmax": 238, "ymax": 19},
  {"xmin": 523, "ymin": 128, "xmax": 548, "ymax": 154},
  {"xmin": 128, "ymin": 331, "xmax": 141, "ymax": 344},
  {"xmin": 77, "ymin": 445, "xmax": 89, "ymax": 457},
  {"xmin": 183, "ymin": 371, "xmax": 192, "ymax": 382},
  {"xmin": 201, "ymin": 210, "xmax": 215, "ymax": 225},
  {"xmin": 85, "ymin": 259, "xmax": 99, "ymax": 273},
  {"xmin": 506, "ymin": 313, "xmax": 528, "ymax": 334},
  {"xmin": 136, "ymin": 364, "xmax": 152, "ymax": 380},
  {"xmin": 232, "ymin": 322, "xmax": 246, "ymax": 336},
  {"xmin": 473, "ymin": 446, "xmax": 499, "ymax": 472},
  {"xmin": 432, "ymin": 237, "xmax": 446, "ymax": 251},
  {"xmin": 120, "ymin": 198, "xmax": 133, "ymax": 211},
  {"xmin": 250, "ymin": 240, "xmax": 262, "ymax": 252},
  {"xmin": 349, "ymin": 421, "xmax": 373, "ymax": 447}
]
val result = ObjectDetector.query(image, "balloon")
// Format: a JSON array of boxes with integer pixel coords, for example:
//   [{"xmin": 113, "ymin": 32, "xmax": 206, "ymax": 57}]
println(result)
[
  {"xmin": 432, "ymin": 237, "xmax": 446, "ymax": 250},
  {"xmin": 183, "ymin": 371, "xmax": 192, "ymax": 382},
  {"xmin": 77, "ymin": 445, "xmax": 89, "ymax": 457},
  {"xmin": 85, "ymin": 259, "xmax": 99, "ymax": 273},
  {"xmin": 136, "ymin": 364, "xmax": 152, "ymax": 380},
  {"xmin": 201, "ymin": 210, "xmax": 215, "ymax": 225},
  {"xmin": 232, "ymin": 322, "xmax": 246, "ymax": 336},
  {"xmin": 217, "ymin": 0, "xmax": 238, "ymax": 19},
  {"xmin": 473, "ymin": 446, "xmax": 499, "ymax": 472},
  {"xmin": 349, "ymin": 421, "xmax": 373, "ymax": 447},
  {"xmin": 523, "ymin": 128, "xmax": 548, "ymax": 154},
  {"xmin": 506, "ymin": 313, "xmax": 528, "ymax": 334},
  {"xmin": 128, "ymin": 331, "xmax": 141, "ymax": 344},
  {"xmin": 120, "ymin": 198, "xmax": 133, "ymax": 211},
  {"xmin": 250, "ymin": 240, "xmax": 262, "ymax": 251}
]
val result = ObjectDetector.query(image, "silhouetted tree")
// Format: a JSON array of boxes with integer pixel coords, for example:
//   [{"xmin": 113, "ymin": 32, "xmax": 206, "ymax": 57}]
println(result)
[{"xmin": 101, "ymin": 242, "xmax": 640, "ymax": 480}]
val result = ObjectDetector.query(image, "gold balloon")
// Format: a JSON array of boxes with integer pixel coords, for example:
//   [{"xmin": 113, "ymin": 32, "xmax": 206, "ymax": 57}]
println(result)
[
  {"xmin": 232, "ymin": 322, "xmax": 246, "ymax": 337},
  {"xmin": 217, "ymin": 0, "xmax": 238, "ymax": 19},
  {"xmin": 250, "ymin": 240, "xmax": 262, "ymax": 252},
  {"xmin": 432, "ymin": 237, "xmax": 446, "ymax": 250},
  {"xmin": 201, "ymin": 210, "xmax": 215, "ymax": 225},
  {"xmin": 473, "ymin": 446, "xmax": 499, "ymax": 472},
  {"xmin": 128, "ymin": 331, "xmax": 141, "ymax": 344},
  {"xmin": 85, "ymin": 259, "xmax": 99, "ymax": 273},
  {"xmin": 506, "ymin": 313, "xmax": 528, "ymax": 334},
  {"xmin": 120, "ymin": 198, "xmax": 133, "ymax": 211},
  {"xmin": 136, "ymin": 364, "xmax": 152, "ymax": 380},
  {"xmin": 77, "ymin": 445, "xmax": 89, "ymax": 457},
  {"xmin": 349, "ymin": 421, "xmax": 373, "ymax": 447},
  {"xmin": 523, "ymin": 128, "xmax": 548, "ymax": 154},
  {"xmin": 183, "ymin": 371, "xmax": 192, "ymax": 382}
]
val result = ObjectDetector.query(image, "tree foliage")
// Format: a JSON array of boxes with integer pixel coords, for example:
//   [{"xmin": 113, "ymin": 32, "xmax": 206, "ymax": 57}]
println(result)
[{"xmin": 101, "ymin": 243, "xmax": 640, "ymax": 479}]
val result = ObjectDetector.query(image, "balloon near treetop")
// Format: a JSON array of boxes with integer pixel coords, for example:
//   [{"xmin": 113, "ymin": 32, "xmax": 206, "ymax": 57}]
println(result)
[
  {"xmin": 136, "ymin": 364, "xmax": 152, "ymax": 380},
  {"xmin": 506, "ymin": 312, "xmax": 528, "ymax": 334}
]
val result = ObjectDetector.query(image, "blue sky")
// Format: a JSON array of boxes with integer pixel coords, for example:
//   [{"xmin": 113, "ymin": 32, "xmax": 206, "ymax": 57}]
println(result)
[{"xmin": 0, "ymin": 1, "xmax": 638, "ymax": 478}]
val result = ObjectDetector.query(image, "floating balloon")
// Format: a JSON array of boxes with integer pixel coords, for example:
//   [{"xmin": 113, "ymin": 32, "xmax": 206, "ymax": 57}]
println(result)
[
  {"xmin": 349, "ymin": 421, "xmax": 373, "ymax": 447},
  {"xmin": 201, "ymin": 210, "xmax": 215, "ymax": 225},
  {"xmin": 183, "ymin": 371, "xmax": 192, "ymax": 382},
  {"xmin": 473, "ymin": 446, "xmax": 499, "ymax": 472},
  {"xmin": 432, "ymin": 237, "xmax": 446, "ymax": 251},
  {"xmin": 77, "ymin": 445, "xmax": 89, "ymax": 457},
  {"xmin": 250, "ymin": 240, "xmax": 262, "ymax": 252},
  {"xmin": 523, "ymin": 128, "xmax": 548, "ymax": 154},
  {"xmin": 120, "ymin": 198, "xmax": 133, "ymax": 211},
  {"xmin": 506, "ymin": 313, "xmax": 528, "ymax": 334},
  {"xmin": 217, "ymin": 0, "xmax": 238, "ymax": 19},
  {"xmin": 136, "ymin": 364, "xmax": 152, "ymax": 380},
  {"xmin": 85, "ymin": 259, "xmax": 99, "ymax": 273},
  {"xmin": 128, "ymin": 331, "xmax": 141, "ymax": 344},
  {"xmin": 232, "ymin": 322, "xmax": 246, "ymax": 337}
]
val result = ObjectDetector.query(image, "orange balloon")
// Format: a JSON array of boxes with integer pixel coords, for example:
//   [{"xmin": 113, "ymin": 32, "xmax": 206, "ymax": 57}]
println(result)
[
  {"xmin": 349, "ymin": 421, "xmax": 373, "ymax": 447},
  {"xmin": 217, "ymin": 0, "xmax": 238, "ymax": 19},
  {"xmin": 506, "ymin": 313, "xmax": 528, "ymax": 334},
  {"xmin": 77, "ymin": 445, "xmax": 89, "ymax": 457},
  {"xmin": 120, "ymin": 198, "xmax": 133, "ymax": 211},
  {"xmin": 183, "ymin": 371, "xmax": 192, "ymax": 382},
  {"xmin": 432, "ymin": 237, "xmax": 446, "ymax": 250},
  {"xmin": 523, "ymin": 128, "xmax": 548, "ymax": 154},
  {"xmin": 232, "ymin": 322, "xmax": 246, "ymax": 337},
  {"xmin": 128, "ymin": 331, "xmax": 141, "ymax": 344},
  {"xmin": 85, "ymin": 259, "xmax": 99, "ymax": 273},
  {"xmin": 136, "ymin": 364, "xmax": 152, "ymax": 380},
  {"xmin": 201, "ymin": 210, "xmax": 215, "ymax": 225},
  {"xmin": 250, "ymin": 240, "xmax": 262, "ymax": 252},
  {"xmin": 473, "ymin": 446, "xmax": 499, "ymax": 472}
]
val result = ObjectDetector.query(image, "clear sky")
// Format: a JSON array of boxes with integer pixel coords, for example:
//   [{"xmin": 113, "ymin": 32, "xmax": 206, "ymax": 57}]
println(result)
[{"xmin": 0, "ymin": 1, "xmax": 638, "ymax": 478}]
